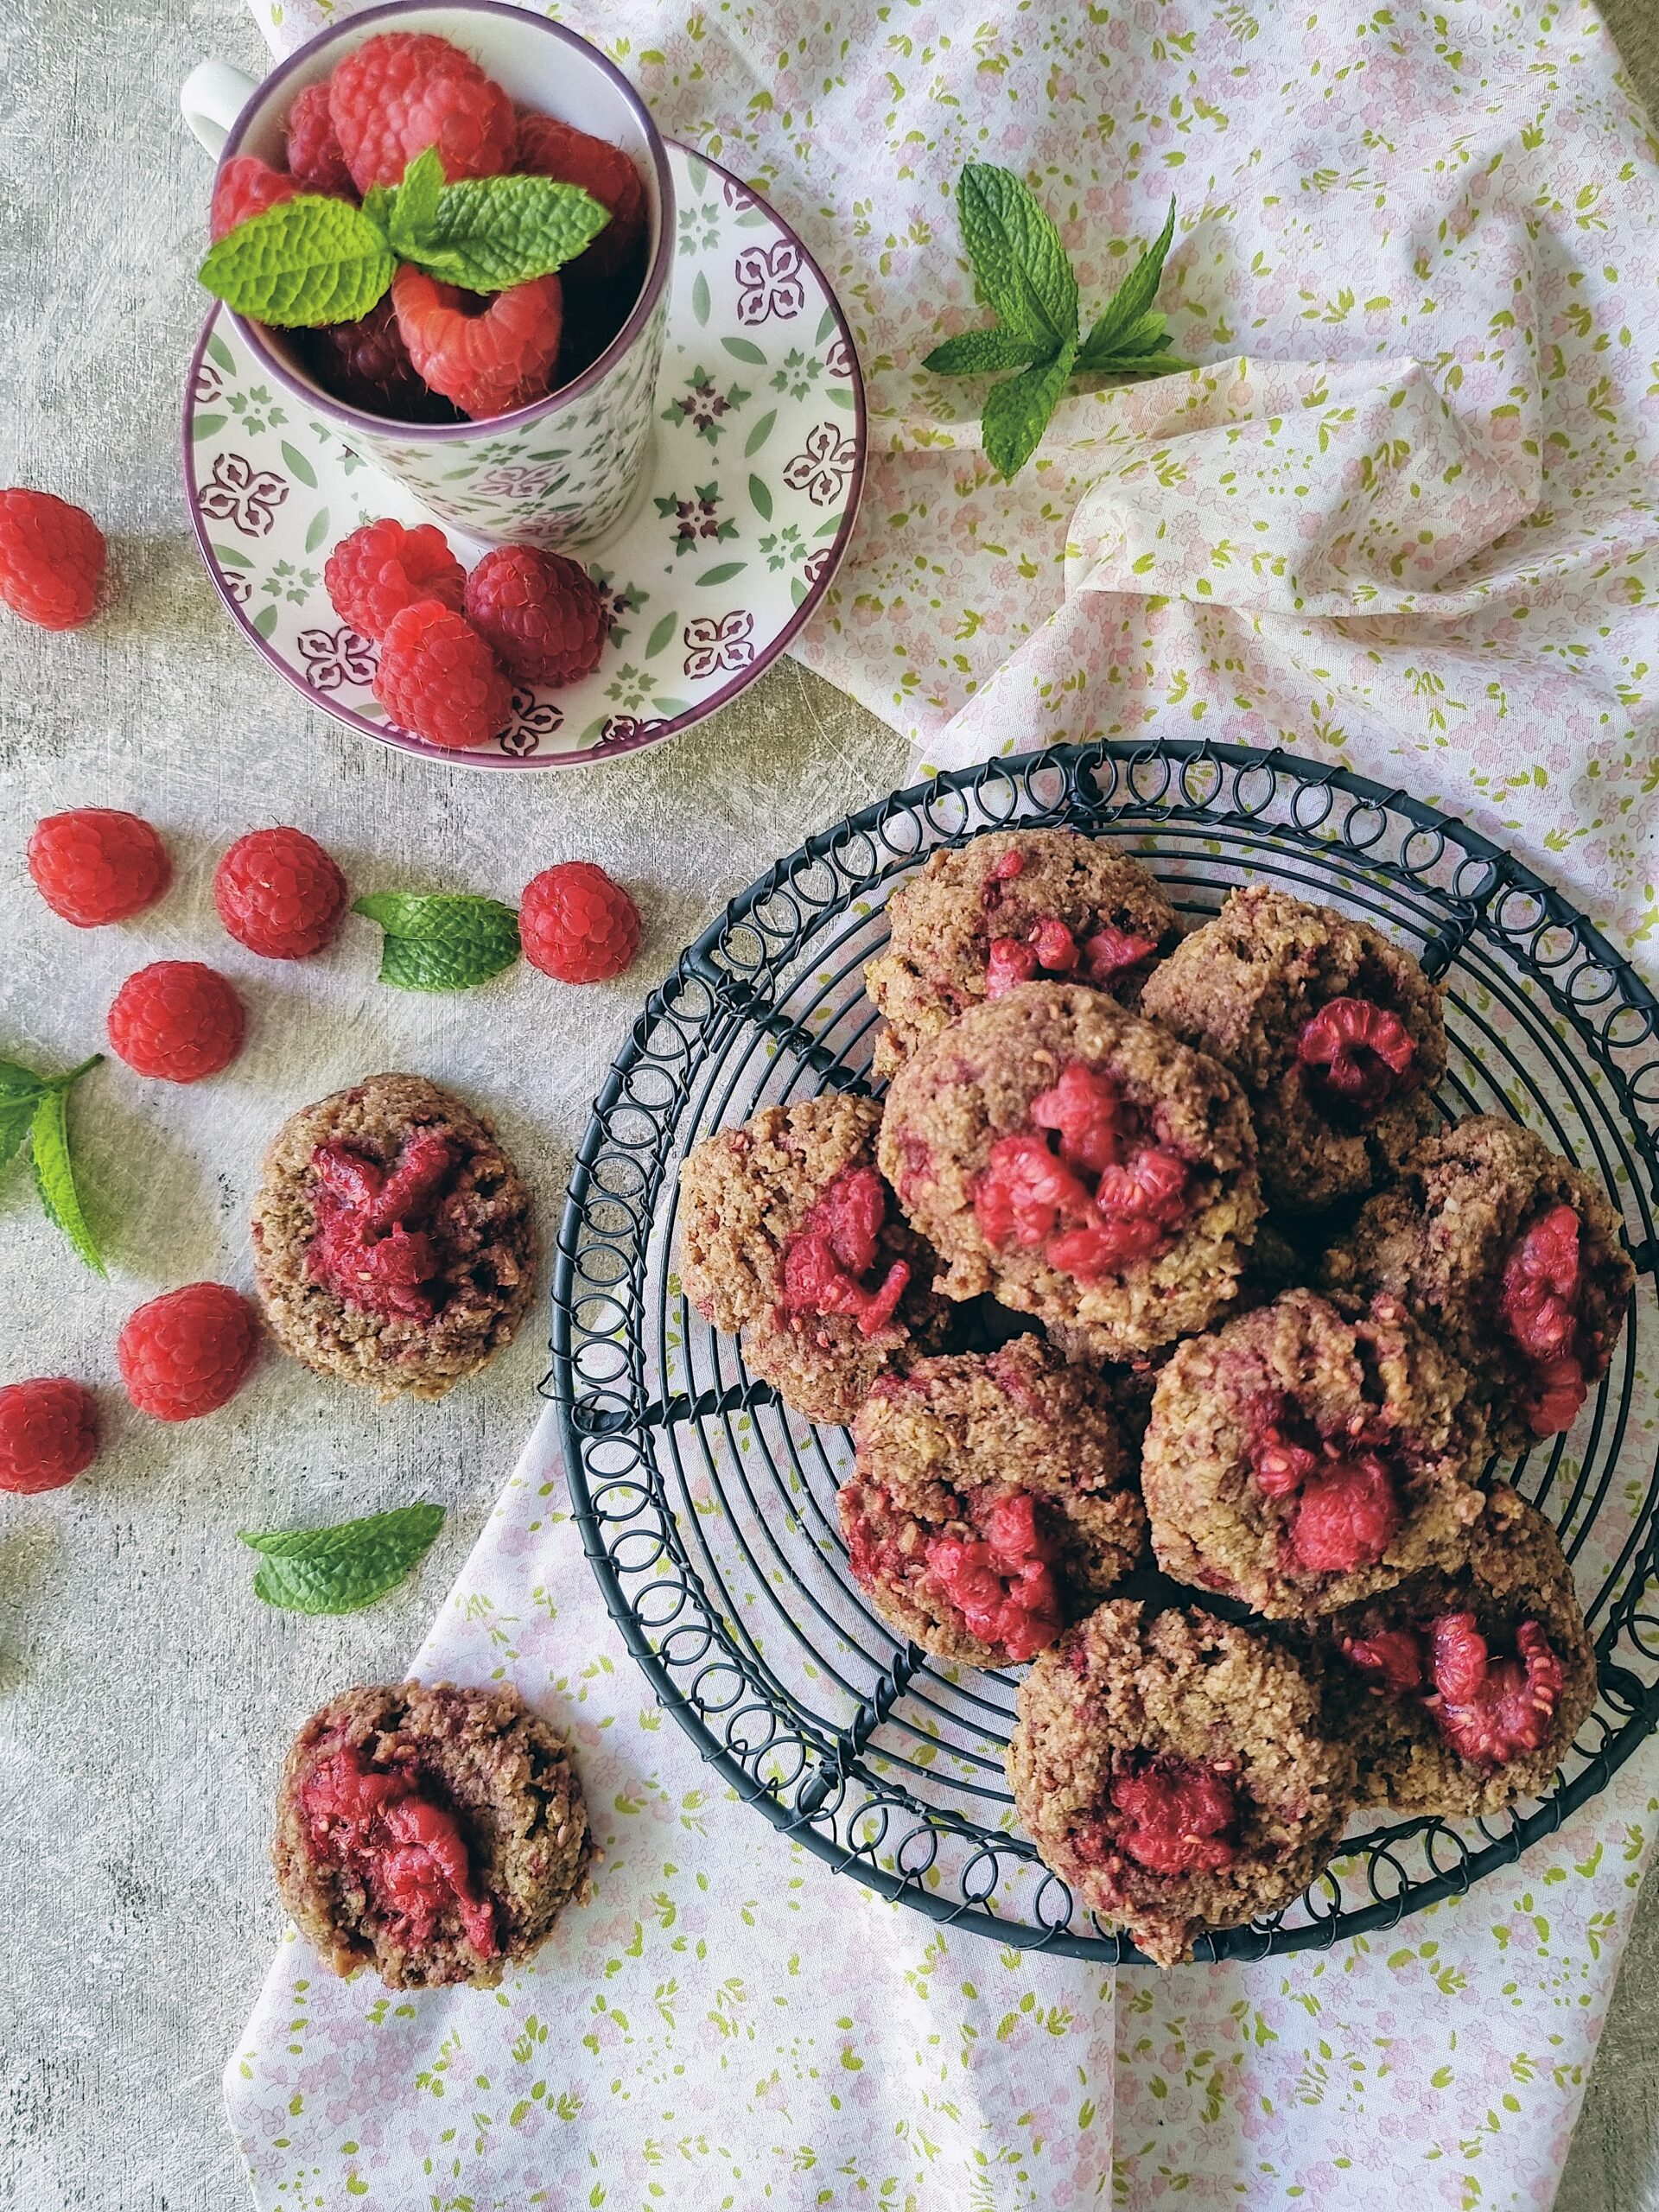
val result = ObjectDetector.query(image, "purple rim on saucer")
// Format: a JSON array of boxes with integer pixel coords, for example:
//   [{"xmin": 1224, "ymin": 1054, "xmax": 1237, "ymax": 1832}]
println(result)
[
  {"xmin": 213, "ymin": 0, "xmax": 677, "ymax": 443},
  {"xmin": 183, "ymin": 143, "xmax": 869, "ymax": 771}
]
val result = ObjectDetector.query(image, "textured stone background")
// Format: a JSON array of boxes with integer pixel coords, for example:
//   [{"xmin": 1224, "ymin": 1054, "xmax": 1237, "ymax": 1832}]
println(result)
[{"xmin": 0, "ymin": 3, "xmax": 1656, "ymax": 2207}]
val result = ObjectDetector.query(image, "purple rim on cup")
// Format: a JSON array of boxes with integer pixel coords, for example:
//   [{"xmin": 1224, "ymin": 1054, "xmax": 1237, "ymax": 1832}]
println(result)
[{"xmin": 213, "ymin": 0, "xmax": 676, "ymax": 447}]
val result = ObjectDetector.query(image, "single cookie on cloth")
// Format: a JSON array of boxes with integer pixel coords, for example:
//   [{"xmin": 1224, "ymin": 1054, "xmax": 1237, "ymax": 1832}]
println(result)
[
  {"xmin": 864, "ymin": 826, "xmax": 1179, "ymax": 1077},
  {"xmin": 1139, "ymin": 884, "xmax": 1445, "ymax": 1212},
  {"xmin": 1320, "ymin": 1484, "xmax": 1595, "ymax": 1818},
  {"xmin": 677, "ymin": 1094, "xmax": 952, "ymax": 1426},
  {"xmin": 251, "ymin": 1073, "xmax": 536, "ymax": 1402},
  {"xmin": 1322, "ymin": 1114, "xmax": 1633, "ymax": 1455},
  {"xmin": 877, "ymin": 982, "xmax": 1262, "ymax": 1363},
  {"xmin": 1141, "ymin": 1287, "xmax": 1489, "ymax": 1618},
  {"xmin": 1007, "ymin": 1600, "xmax": 1357, "ymax": 1967},
  {"xmin": 837, "ymin": 1335, "xmax": 1146, "ymax": 1668},
  {"xmin": 272, "ymin": 1681, "xmax": 594, "ymax": 1992}
]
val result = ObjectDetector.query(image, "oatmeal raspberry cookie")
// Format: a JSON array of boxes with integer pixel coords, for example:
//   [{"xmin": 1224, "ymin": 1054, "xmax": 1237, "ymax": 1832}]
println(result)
[
  {"xmin": 1141, "ymin": 1287, "xmax": 1488, "ymax": 1618},
  {"xmin": 1321, "ymin": 1485, "xmax": 1594, "ymax": 1818},
  {"xmin": 837, "ymin": 1336, "xmax": 1145, "ymax": 1668},
  {"xmin": 1322, "ymin": 1116, "xmax": 1633, "ymax": 1455},
  {"xmin": 877, "ymin": 982, "xmax": 1261, "ymax": 1362},
  {"xmin": 865, "ymin": 827, "xmax": 1179, "ymax": 1077},
  {"xmin": 677, "ymin": 1095, "xmax": 951, "ymax": 1425},
  {"xmin": 251, "ymin": 1075, "xmax": 535, "ymax": 1402},
  {"xmin": 1139, "ymin": 885, "xmax": 1445, "ymax": 1211},
  {"xmin": 272, "ymin": 1681, "xmax": 594, "ymax": 1991},
  {"xmin": 1007, "ymin": 1601, "xmax": 1356, "ymax": 1966}
]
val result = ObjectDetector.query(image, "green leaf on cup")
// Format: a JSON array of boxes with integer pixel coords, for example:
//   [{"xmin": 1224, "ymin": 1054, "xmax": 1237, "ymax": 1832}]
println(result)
[{"xmin": 198, "ymin": 194, "xmax": 397, "ymax": 327}]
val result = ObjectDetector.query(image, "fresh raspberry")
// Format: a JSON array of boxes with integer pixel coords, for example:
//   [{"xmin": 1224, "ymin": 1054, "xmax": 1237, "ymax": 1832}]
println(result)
[
  {"xmin": 924, "ymin": 1491, "xmax": 1064, "ymax": 1662},
  {"xmin": 300, "ymin": 297, "xmax": 455, "ymax": 423},
  {"xmin": 0, "ymin": 1378, "xmax": 99, "ymax": 1495},
  {"xmin": 1110, "ymin": 1756, "xmax": 1238, "ymax": 1876},
  {"xmin": 214, "ymin": 828, "xmax": 349, "ymax": 960},
  {"xmin": 1341, "ymin": 1624, "xmax": 1427, "ymax": 1696},
  {"xmin": 373, "ymin": 600, "xmax": 512, "ymax": 752},
  {"xmin": 1288, "ymin": 1451, "xmax": 1402, "ymax": 1573},
  {"xmin": 1297, "ymin": 995, "xmax": 1415, "ymax": 1112},
  {"xmin": 520, "ymin": 860, "xmax": 643, "ymax": 983},
  {"xmin": 117, "ymin": 1283, "xmax": 260, "ymax": 1421},
  {"xmin": 209, "ymin": 153, "xmax": 297, "ymax": 242},
  {"xmin": 308, "ymin": 1132, "xmax": 458, "ymax": 1319},
  {"xmin": 1427, "ymin": 1612, "xmax": 1563, "ymax": 1767},
  {"xmin": 327, "ymin": 31, "xmax": 514, "ymax": 192},
  {"xmin": 391, "ymin": 266, "xmax": 563, "ymax": 421},
  {"xmin": 514, "ymin": 111, "xmax": 647, "ymax": 284},
  {"xmin": 325, "ymin": 518, "xmax": 466, "ymax": 644},
  {"xmin": 285, "ymin": 79, "xmax": 355, "ymax": 196},
  {"xmin": 1080, "ymin": 924, "xmax": 1160, "ymax": 986},
  {"xmin": 28, "ymin": 807, "xmax": 171, "ymax": 927},
  {"xmin": 107, "ymin": 961, "xmax": 245, "ymax": 1082},
  {"xmin": 779, "ymin": 1165, "xmax": 910, "ymax": 1338},
  {"xmin": 0, "ymin": 489, "xmax": 106, "ymax": 631},
  {"xmin": 1028, "ymin": 1060, "xmax": 1124, "ymax": 1177},
  {"xmin": 463, "ymin": 546, "xmax": 607, "ymax": 685}
]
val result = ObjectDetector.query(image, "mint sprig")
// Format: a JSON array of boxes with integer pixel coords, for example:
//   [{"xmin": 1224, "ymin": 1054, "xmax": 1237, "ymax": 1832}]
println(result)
[
  {"xmin": 923, "ymin": 168, "xmax": 1193, "ymax": 480},
  {"xmin": 199, "ymin": 149, "xmax": 610, "ymax": 328},
  {"xmin": 353, "ymin": 890, "xmax": 521, "ymax": 993},
  {"xmin": 0, "ymin": 1053, "xmax": 105, "ymax": 1273},
  {"xmin": 240, "ymin": 1503, "xmax": 446, "ymax": 1614}
]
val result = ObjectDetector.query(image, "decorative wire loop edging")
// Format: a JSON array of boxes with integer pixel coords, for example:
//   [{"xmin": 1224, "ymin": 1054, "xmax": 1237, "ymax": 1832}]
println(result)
[{"xmin": 550, "ymin": 741, "xmax": 1659, "ymax": 1963}]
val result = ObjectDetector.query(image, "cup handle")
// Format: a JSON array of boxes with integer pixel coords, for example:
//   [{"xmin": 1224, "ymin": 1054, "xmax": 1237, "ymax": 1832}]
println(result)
[{"xmin": 180, "ymin": 60, "xmax": 258, "ymax": 159}]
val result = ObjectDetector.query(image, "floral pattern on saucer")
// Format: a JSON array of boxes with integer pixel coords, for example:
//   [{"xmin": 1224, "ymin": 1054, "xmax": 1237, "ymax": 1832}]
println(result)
[{"xmin": 184, "ymin": 143, "xmax": 864, "ymax": 769}]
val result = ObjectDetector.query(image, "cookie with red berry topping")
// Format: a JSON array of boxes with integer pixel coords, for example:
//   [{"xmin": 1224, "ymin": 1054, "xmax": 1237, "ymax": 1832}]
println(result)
[
  {"xmin": 1007, "ymin": 1600, "xmax": 1356, "ymax": 1967},
  {"xmin": 840, "ymin": 1335, "xmax": 1145, "ymax": 1668},
  {"xmin": 864, "ymin": 828, "xmax": 1179, "ymax": 1078},
  {"xmin": 877, "ymin": 982, "xmax": 1261, "ymax": 1363},
  {"xmin": 677, "ymin": 1095, "xmax": 955, "ymax": 1427},
  {"xmin": 1139, "ymin": 884, "xmax": 1446, "ymax": 1212},
  {"xmin": 251, "ymin": 1074, "xmax": 536, "ymax": 1402},
  {"xmin": 1322, "ymin": 1115, "xmax": 1633, "ymax": 1455},
  {"xmin": 1141, "ymin": 1287, "xmax": 1489, "ymax": 1620},
  {"xmin": 1320, "ymin": 1484, "xmax": 1594, "ymax": 1818},
  {"xmin": 272, "ymin": 1679, "xmax": 593, "ymax": 1991}
]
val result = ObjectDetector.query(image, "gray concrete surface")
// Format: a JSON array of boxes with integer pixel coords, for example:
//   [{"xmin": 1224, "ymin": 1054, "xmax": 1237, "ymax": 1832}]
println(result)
[{"xmin": 0, "ymin": 2, "xmax": 1656, "ymax": 2207}]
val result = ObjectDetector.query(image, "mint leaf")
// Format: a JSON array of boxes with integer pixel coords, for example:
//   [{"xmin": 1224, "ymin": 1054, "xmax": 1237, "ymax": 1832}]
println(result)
[
  {"xmin": 956, "ymin": 164, "xmax": 1078, "ymax": 351},
  {"xmin": 0, "ymin": 1059, "xmax": 49, "ymax": 1101},
  {"xmin": 1075, "ymin": 197, "xmax": 1184, "ymax": 369},
  {"xmin": 386, "ymin": 145, "xmax": 444, "ymax": 261},
  {"xmin": 241, "ymin": 1503, "xmax": 446, "ymax": 1615},
  {"xmin": 923, "ymin": 327, "xmax": 1052, "ymax": 376},
  {"xmin": 29, "ymin": 1068, "xmax": 104, "ymax": 1274},
  {"xmin": 199, "ymin": 194, "xmax": 396, "ymax": 327},
  {"xmin": 1082, "ymin": 353, "xmax": 1192, "ymax": 380},
  {"xmin": 982, "ymin": 343, "xmax": 1077, "ymax": 480},
  {"xmin": 353, "ymin": 891, "xmax": 521, "ymax": 993},
  {"xmin": 401, "ymin": 174, "xmax": 611, "ymax": 293},
  {"xmin": 0, "ymin": 1098, "xmax": 38, "ymax": 1173}
]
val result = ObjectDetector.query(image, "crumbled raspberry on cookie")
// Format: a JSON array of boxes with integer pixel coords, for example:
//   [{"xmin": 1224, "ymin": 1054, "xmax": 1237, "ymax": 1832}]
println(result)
[
  {"xmin": 1109, "ymin": 1756, "xmax": 1239, "ymax": 1876},
  {"xmin": 325, "ymin": 518, "xmax": 466, "ymax": 644},
  {"xmin": 520, "ymin": 861, "xmax": 641, "ymax": 983},
  {"xmin": 327, "ymin": 30, "xmax": 514, "ymax": 193},
  {"xmin": 285, "ymin": 79, "xmax": 355, "ymax": 197},
  {"xmin": 1341, "ymin": 1623, "xmax": 1427, "ymax": 1695},
  {"xmin": 1501, "ymin": 1205, "xmax": 1589, "ymax": 1434},
  {"xmin": 29, "ymin": 807, "xmax": 170, "ymax": 927},
  {"xmin": 0, "ymin": 1377, "xmax": 99, "ymax": 1495},
  {"xmin": 780, "ymin": 1164, "xmax": 911, "ymax": 1337},
  {"xmin": 214, "ymin": 827, "xmax": 349, "ymax": 960},
  {"xmin": 1427, "ymin": 1611, "xmax": 1563, "ymax": 1766},
  {"xmin": 0, "ymin": 488, "xmax": 106, "ymax": 631},
  {"xmin": 107, "ymin": 961, "xmax": 246, "ymax": 1082},
  {"xmin": 373, "ymin": 600, "xmax": 513, "ymax": 752},
  {"xmin": 463, "ymin": 546, "xmax": 607, "ymax": 686},
  {"xmin": 307, "ymin": 1131, "xmax": 458, "ymax": 1320},
  {"xmin": 1296, "ymin": 995, "xmax": 1415, "ymax": 1113},
  {"xmin": 923, "ymin": 1491, "xmax": 1064, "ymax": 1663},
  {"xmin": 1288, "ymin": 1452, "xmax": 1403, "ymax": 1573},
  {"xmin": 210, "ymin": 153, "xmax": 297, "ymax": 241},
  {"xmin": 301, "ymin": 1739, "xmax": 496, "ymax": 1957},
  {"xmin": 118, "ymin": 1282, "xmax": 261, "ymax": 1420}
]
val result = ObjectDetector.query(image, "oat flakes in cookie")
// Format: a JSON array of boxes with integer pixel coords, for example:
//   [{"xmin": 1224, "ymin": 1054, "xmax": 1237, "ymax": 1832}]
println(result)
[
  {"xmin": 837, "ymin": 1335, "xmax": 1145, "ymax": 1668},
  {"xmin": 1139, "ymin": 884, "xmax": 1445, "ymax": 1212},
  {"xmin": 864, "ymin": 827, "xmax": 1179, "ymax": 1077},
  {"xmin": 677, "ymin": 1095, "xmax": 952, "ymax": 1426},
  {"xmin": 272, "ymin": 1681, "xmax": 593, "ymax": 1992},
  {"xmin": 1007, "ymin": 1600, "xmax": 1357, "ymax": 1967},
  {"xmin": 1322, "ymin": 1114, "xmax": 1633, "ymax": 1454},
  {"xmin": 1141, "ymin": 1287, "xmax": 1489, "ymax": 1619},
  {"xmin": 877, "ymin": 982, "xmax": 1262, "ymax": 1363},
  {"xmin": 251, "ymin": 1073, "xmax": 535, "ymax": 1402},
  {"xmin": 1319, "ymin": 1484, "xmax": 1594, "ymax": 1820}
]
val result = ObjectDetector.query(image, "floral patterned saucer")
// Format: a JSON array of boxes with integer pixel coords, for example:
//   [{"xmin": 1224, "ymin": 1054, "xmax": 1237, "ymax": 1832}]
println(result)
[{"xmin": 183, "ymin": 143, "xmax": 865, "ymax": 769}]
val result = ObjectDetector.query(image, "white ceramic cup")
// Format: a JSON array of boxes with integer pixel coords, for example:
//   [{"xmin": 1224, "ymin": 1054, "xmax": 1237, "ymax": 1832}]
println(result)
[{"xmin": 181, "ymin": 0, "xmax": 674, "ymax": 549}]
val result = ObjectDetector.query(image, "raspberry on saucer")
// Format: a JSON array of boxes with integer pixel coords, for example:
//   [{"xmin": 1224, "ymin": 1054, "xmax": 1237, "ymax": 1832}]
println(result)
[
  {"xmin": 251, "ymin": 1073, "xmax": 535, "ymax": 1402},
  {"xmin": 272, "ymin": 1680, "xmax": 593, "ymax": 1991},
  {"xmin": 1140, "ymin": 885, "xmax": 1446, "ymax": 1212},
  {"xmin": 677, "ymin": 1095, "xmax": 953, "ymax": 1426},
  {"xmin": 1007, "ymin": 1600, "xmax": 1357, "ymax": 1966},
  {"xmin": 838, "ymin": 1336, "xmax": 1145, "ymax": 1668},
  {"xmin": 1141, "ymin": 1287, "xmax": 1489, "ymax": 1619}
]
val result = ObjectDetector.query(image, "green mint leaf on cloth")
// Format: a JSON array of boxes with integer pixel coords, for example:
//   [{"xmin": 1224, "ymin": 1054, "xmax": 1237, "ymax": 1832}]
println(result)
[
  {"xmin": 922, "ymin": 327, "xmax": 1052, "ymax": 375},
  {"xmin": 353, "ymin": 891, "xmax": 521, "ymax": 993},
  {"xmin": 198, "ymin": 194, "xmax": 397, "ymax": 327},
  {"xmin": 29, "ymin": 1056, "xmax": 105, "ymax": 1274},
  {"xmin": 400, "ymin": 173, "xmax": 610, "ymax": 293},
  {"xmin": 386, "ymin": 145, "xmax": 445, "ymax": 261},
  {"xmin": 240, "ymin": 1503, "xmax": 446, "ymax": 1615},
  {"xmin": 1075, "ymin": 197, "xmax": 1190, "ymax": 371},
  {"xmin": 982, "ymin": 343, "xmax": 1077, "ymax": 481},
  {"xmin": 955, "ymin": 163, "xmax": 1079, "ymax": 349}
]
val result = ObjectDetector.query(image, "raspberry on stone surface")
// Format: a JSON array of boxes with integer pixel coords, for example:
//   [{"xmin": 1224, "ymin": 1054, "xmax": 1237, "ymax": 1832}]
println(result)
[
  {"xmin": 0, "ymin": 488, "xmax": 106, "ymax": 631},
  {"xmin": 391, "ymin": 267, "xmax": 564, "ymax": 421},
  {"xmin": 327, "ymin": 31, "xmax": 514, "ymax": 192},
  {"xmin": 214, "ymin": 828, "xmax": 349, "ymax": 960},
  {"xmin": 0, "ymin": 1378, "xmax": 99, "ymax": 1495},
  {"xmin": 372, "ymin": 600, "xmax": 514, "ymax": 752},
  {"xmin": 519, "ymin": 861, "xmax": 642, "ymax": 983},
  {"xmin": 118, "ymin": 1283, "xmax": 261, "ymax": 1421},
  {"xmin": 28, "ymin": 808, "xmax": 170, "ymax": 927},
  {"xmin": 463, "ymin": 546, "xmax": 607, "ymax": 686},
  {"xmin": 285, "ymin": 79, "xmax": 355, "ymax": 196},
  {"xmin": 209, "ymin": 154, "xmax": 297, "ymax": 242},
  {"xmin": 325, "ymin": 518, "xmax": 466, "ymax": 644},
  {"xmin": 107, "ymin": 961, "xmax": 246, "ymax": 1082}
]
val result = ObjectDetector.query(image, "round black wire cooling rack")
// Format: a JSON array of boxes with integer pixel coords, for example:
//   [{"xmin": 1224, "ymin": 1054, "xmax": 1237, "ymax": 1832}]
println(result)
[{"xmin": 550, "ymin": 741, "xmax": 1659, "ymax": 1962}]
